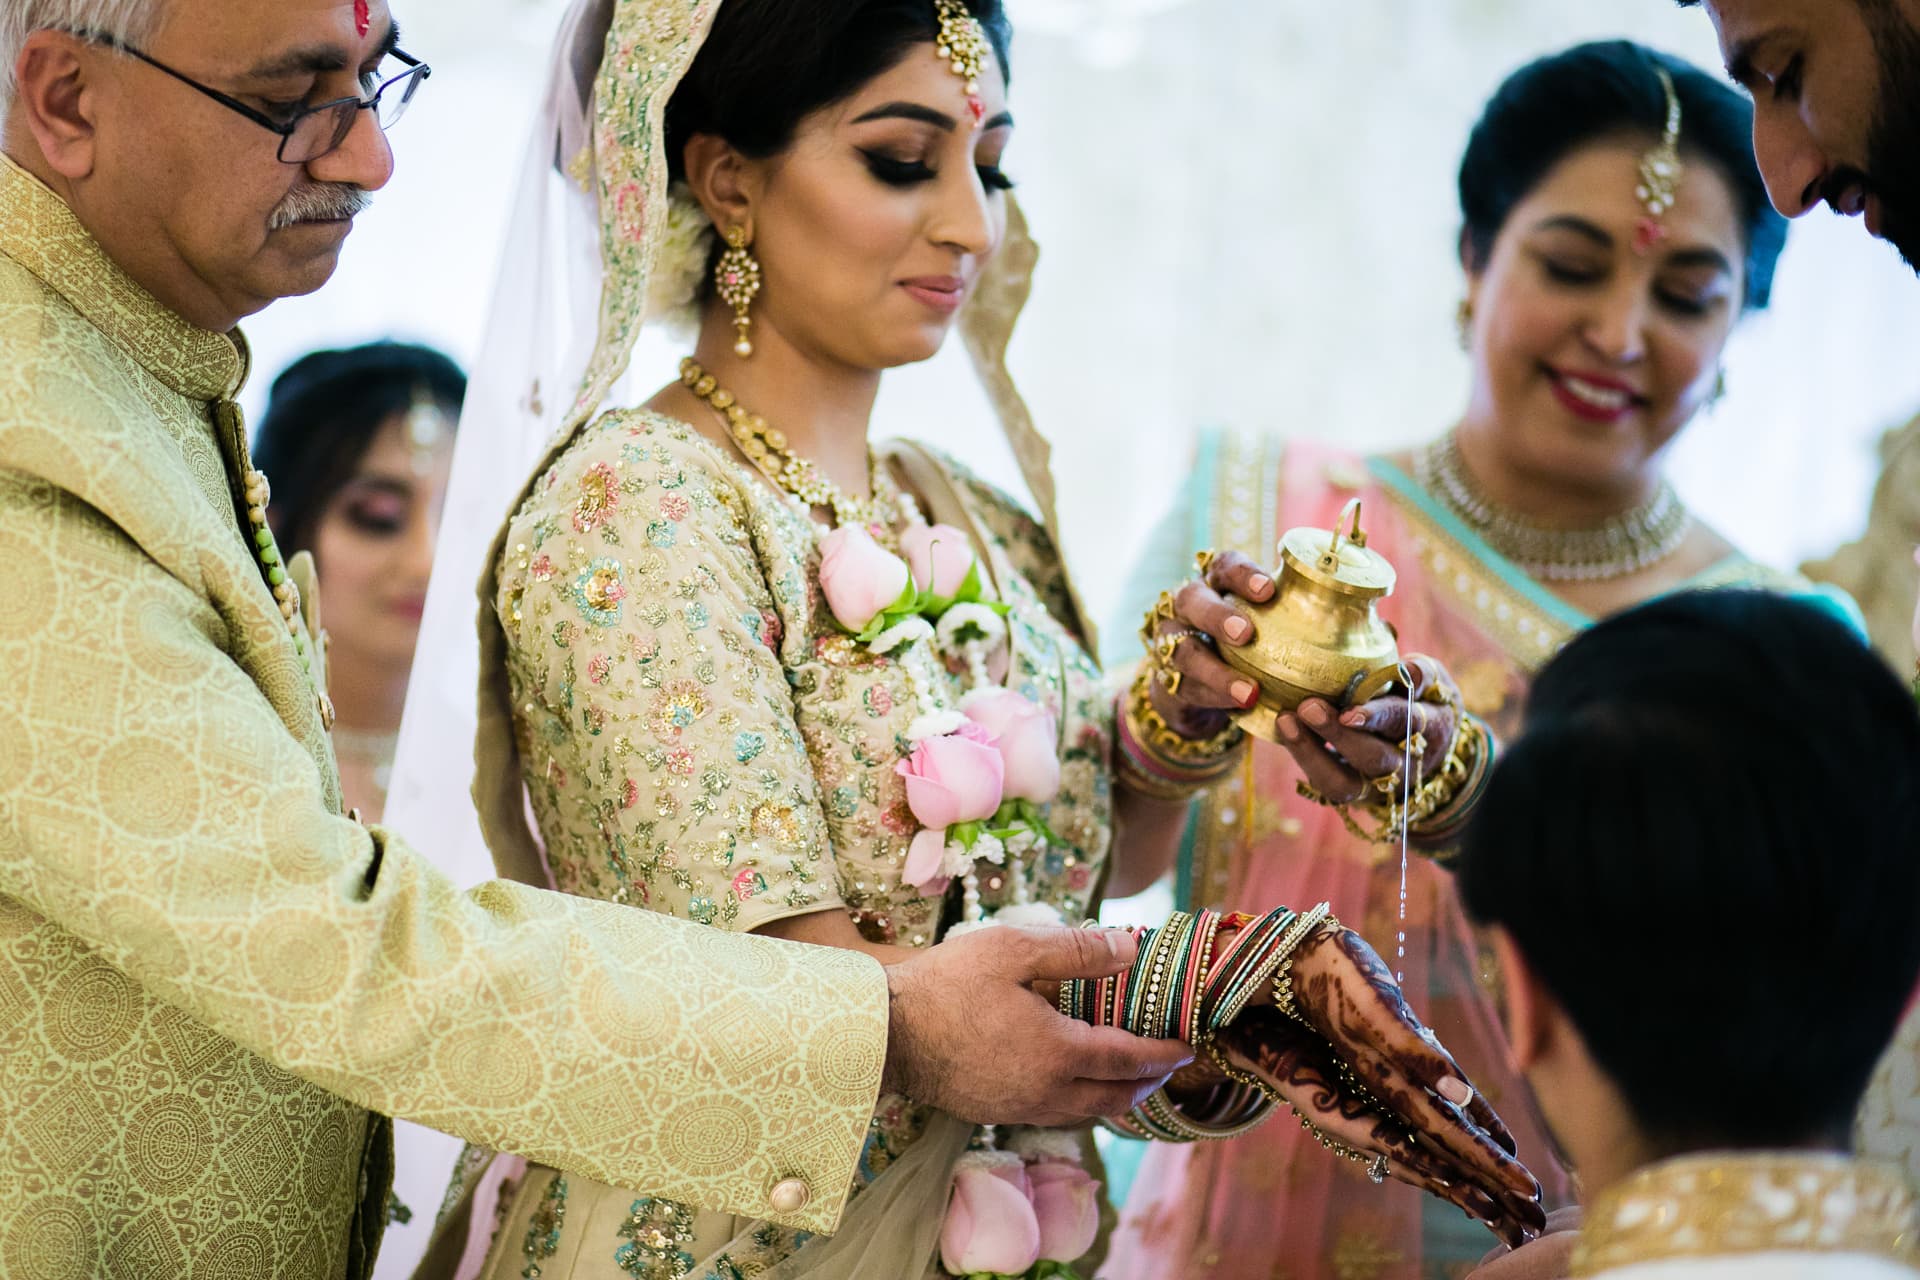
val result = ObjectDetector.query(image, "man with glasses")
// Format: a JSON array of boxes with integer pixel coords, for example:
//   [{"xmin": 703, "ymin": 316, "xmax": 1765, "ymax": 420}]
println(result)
[{"xmin": 0, "ymin": 3, "xmax": 1191, "ymax": 1277}]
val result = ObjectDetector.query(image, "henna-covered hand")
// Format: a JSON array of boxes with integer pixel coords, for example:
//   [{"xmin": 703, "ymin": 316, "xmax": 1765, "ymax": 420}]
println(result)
[
  {"xmin": 1239, "ymin": 925, "xmax": 1547, "ymax": 1246},
  {"xmin": 1278, "ymin": 654, "xmax": 1461, "ymax": 806}
]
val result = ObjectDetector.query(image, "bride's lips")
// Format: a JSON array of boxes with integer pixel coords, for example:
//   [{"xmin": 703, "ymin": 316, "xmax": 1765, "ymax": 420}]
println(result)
[{"xmin": 900, "ymin": 275, "xmax": 968, "ymax": 313}]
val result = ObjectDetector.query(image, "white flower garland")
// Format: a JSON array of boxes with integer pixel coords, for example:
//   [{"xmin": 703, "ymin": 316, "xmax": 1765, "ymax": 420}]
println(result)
[{"xmin": 643, "ymin": 184, "xmax": 717, "ymax": 336}]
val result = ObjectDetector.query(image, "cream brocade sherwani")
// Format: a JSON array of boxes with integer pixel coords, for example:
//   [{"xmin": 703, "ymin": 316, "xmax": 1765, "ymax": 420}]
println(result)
[
  {"xmin": 1571, "ymin": 1153, "xmax": 1920, "ymax": 1280},
  {"xmin": 0, "ymin": 154, "xmax": 886, "ymax": 1279}
]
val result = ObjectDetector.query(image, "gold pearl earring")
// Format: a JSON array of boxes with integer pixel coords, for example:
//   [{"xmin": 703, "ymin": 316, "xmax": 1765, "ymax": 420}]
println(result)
[
  {"xmin": 1456, "ymin": 299, "xmax": 1474, "ymax": 352},
  {"xmin": 715, "ymin": 226, "xmax": 763, "ymax": 358}
]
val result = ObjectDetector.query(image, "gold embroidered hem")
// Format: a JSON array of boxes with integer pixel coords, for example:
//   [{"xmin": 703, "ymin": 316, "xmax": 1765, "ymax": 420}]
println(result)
[{"xmin": 1571, "ymin": 1153, "xmax": 1920, "ymax": 1276}]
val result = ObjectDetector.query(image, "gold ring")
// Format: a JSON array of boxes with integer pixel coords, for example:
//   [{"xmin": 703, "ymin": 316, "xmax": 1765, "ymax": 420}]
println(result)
[{"xmin": 1195, "ymin": 549, "xmax": 1220, "ymax": 578}]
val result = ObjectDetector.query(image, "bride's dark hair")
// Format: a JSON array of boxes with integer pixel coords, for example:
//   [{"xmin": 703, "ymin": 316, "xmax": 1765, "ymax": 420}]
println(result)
[
  {"xmin": 663, "ymin": 0, "xmax": 1012, "ymax": 184},
  {"xmin": 1458, "ymin": 40, "xmax": 1788, "ymax": 310}
]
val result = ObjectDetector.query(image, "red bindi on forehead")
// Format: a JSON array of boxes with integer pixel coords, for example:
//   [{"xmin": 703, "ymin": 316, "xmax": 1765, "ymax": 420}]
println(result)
[{"xmin": 354, "ymin": 0, "xmax": 370, "ymax": 37}]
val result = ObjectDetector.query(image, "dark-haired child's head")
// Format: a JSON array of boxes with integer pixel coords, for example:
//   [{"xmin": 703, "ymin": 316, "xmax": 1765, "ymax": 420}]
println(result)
[
  {"xmin": 663, "ymin": 0, "xmax": 1017, "ymax": 372},
  {"xmin": 1460, "ymin": 590, "xmax": 1920, "ymax": 1189},
  {"xmin": 1454, "ymin": 42, "xmax": 1788, "ymax": 518},
  {"xmin": 253, "ymin": 341, "xmax": 464, "ymax": 669}
]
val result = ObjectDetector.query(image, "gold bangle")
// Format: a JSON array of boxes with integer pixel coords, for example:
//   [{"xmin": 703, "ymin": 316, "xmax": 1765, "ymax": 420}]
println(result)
[
  {"xmin": 1127, "ymin": 667, "xmax": 1246, "ymax": 768},
  {"xmin": 1270, "ymin": 903, "xmax": 1335, "ymax": 1024}
]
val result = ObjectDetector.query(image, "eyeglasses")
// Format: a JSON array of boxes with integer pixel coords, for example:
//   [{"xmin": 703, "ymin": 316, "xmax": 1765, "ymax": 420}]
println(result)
[{"xmin": 75, "ymin": 33, "xmax": 430, "ymax": 164}]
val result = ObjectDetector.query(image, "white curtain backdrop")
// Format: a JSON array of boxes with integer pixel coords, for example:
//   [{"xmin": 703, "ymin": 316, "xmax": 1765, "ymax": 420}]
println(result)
[{"xmin": 228, "ymin": 3, "xmax": 1920, "ymax": 1273}]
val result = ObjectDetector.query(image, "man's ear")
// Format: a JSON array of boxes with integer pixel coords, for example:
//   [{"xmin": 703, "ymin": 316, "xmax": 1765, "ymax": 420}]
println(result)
[
  {"xmin": 1493, "ymin": 925, "xmax": 1557, "ymax": 1072},
  {"xmin": 12, "ymin": 31, "xmax": 101, "ymax": 179}
]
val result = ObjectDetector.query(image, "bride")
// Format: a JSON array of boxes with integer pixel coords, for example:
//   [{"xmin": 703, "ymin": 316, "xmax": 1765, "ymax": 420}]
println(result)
[{"xmin": 408, "ymin": 0, "xmax": 1545, "ymax": 1275}]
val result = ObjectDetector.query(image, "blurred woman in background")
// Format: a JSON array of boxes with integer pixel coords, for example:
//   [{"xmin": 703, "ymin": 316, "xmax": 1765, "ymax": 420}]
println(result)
[{"xmin": 255, "ymin": 341, "xmax": 464, "ymax": 822}]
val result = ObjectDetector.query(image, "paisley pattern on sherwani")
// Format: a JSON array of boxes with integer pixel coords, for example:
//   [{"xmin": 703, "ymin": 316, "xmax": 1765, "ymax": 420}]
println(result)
[
  {"xmin": 466, "ymin": 411, "xmax": 1115, "ymax": 1278},
  {"xmin": 0, "ymin": 154, "xmax": 887, "ymax": 1279}
]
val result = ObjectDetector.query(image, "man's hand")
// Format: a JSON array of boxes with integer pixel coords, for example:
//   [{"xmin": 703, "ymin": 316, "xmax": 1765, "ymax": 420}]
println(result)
[{"xmin": 882, "ymin": 926, "xmax": 1194, "ymax": 1127}]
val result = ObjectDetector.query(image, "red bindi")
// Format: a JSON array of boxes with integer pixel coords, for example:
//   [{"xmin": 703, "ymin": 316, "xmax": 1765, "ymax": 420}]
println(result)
[
  {"xmin": 966, "ymin": 96, "xmax": 985, "ymax": 126},
  {"xmin": 1632, "ymin": 218, "xmax": 1668, "ymax": 255},
  {"xmin": 354, "ymin": 0, "xmax": 371, "ymax": 37}
]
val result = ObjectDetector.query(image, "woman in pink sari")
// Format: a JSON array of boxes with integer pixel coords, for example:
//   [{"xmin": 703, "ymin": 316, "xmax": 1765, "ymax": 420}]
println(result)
[{"xmin": 1104, "ymin": 41, "xmax": 1857, "ymax": 1280}]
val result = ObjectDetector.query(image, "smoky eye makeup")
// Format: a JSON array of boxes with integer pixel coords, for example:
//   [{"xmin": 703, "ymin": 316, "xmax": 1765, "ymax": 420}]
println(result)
[{"xmin": 333, "ymin": 481, "xmax": 412, "ymax": 537}]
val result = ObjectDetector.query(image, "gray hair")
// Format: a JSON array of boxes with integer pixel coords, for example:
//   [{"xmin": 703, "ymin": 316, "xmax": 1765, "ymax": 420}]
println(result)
[{"xmin": 0, "ymin": 0, "xmax": 164, "ymax": 108}]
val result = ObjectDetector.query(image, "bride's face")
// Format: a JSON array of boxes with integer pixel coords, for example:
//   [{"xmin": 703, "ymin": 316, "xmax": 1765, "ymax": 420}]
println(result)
[{"xmin": 742, "ymin": 44, "xmax": 1014, "ymax": 369}]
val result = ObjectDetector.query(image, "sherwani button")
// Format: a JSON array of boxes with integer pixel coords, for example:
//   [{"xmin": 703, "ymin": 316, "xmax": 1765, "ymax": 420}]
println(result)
[{"xmin": 768, "ymin": 1177, "xmax": 811, "ymax": 1214}]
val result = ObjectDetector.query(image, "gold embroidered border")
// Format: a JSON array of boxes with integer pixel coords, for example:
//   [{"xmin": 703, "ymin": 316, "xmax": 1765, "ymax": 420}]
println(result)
[
  {"xmin": 1374, "ymin": 480, "xmax": 1580, "ymax": 676},
  {"xmin": 1572, "ymin": 1154, "xmax": 1920, "ymax": 1276}
]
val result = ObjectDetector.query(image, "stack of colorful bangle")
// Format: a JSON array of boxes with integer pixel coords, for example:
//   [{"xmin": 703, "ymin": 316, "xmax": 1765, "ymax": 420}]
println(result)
[
  {"xmin": 1059, "ymin": 905, "xmax": 1334, "ymax": 1142},
  {"xmin": 1116, "ymin": 666, "xmax": 1247, "ymax": 802}
]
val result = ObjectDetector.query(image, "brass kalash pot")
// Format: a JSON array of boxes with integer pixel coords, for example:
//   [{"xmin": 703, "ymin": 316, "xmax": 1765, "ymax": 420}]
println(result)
[{"xmin": 1220, "ymin": 499, "xmax": 1408, "ymax": 744}]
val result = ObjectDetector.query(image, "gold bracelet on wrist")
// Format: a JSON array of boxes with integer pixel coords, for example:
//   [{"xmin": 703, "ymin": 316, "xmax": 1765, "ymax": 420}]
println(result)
[
  {"xmin": 1127, "ymin": 666, "xmax": 1246, "ymax": 768},
  {"xmin": 1296, "ymin": 715, "xmax": 1486, "ymax": 846}
]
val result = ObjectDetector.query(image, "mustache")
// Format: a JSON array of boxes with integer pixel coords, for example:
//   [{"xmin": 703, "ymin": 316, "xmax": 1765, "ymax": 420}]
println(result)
[
  {"xmin": 268, "ymin": 183, "xmax": 372, "ymax": 231},
  {"xmin": 1818, "ymin": 166, "xmax": 1874, "ymax": 211}
]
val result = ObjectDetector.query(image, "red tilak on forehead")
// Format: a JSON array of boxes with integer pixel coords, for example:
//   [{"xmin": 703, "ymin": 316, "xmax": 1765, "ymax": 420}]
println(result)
[
  {"xmin": 354, "ymin": 0, "xmax": 371, "ymax": 37},
  {"xmin": 966, "ymin": 96, "xmax": 985, "ymax": 126}
]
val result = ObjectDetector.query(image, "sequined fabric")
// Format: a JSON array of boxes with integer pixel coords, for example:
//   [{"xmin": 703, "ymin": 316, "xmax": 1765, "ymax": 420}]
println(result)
[
  {"xmin": 470, "ymin": 412, "xmax": 1114, "ymax": 1277},
  {"xmin": 1572, "ymin": 1153, "xmax": 1920, "ymax": 1277},
  {"xmin": 0, "ymin": 154, "xmax": 889, "ymax": 1278}
]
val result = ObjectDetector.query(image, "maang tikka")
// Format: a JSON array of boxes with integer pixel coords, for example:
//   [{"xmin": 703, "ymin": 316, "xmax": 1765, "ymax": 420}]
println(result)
[
  {"xmin": 934, "ymin": 0, "xmax": 991, "ymax": 124},
  {"xmin": 1633, "ymin": 66, "xmax": 1684, "ymax": 254},
  {"xmin": 715, "ymin": 226, "xmax": 763, "ymax": 358}
]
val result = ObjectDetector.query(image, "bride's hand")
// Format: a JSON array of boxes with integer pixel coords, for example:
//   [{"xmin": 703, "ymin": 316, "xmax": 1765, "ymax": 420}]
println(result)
[
  {"xmin": 1233, "ymin": 925, "xmax": 1545, "ymax": 1246},
  {"xmin": 1278, "ymin": 655, "xmax": 1460, "ymax": 806}
]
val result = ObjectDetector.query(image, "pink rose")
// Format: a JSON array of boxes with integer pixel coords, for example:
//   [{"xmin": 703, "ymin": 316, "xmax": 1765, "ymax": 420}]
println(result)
[
  {"xmin": 1027, "ymin": 1160, "xmax": 1101, "ymax": 1263},
  {"xmin": 903, "ymin": 827, "xmax": 951, "ymax": 893},
  {"xmin": 899, "ymin": 523, "xmax": 977, "ymax": 597},
  {"xmin": 895, "ymin": 722, "xmax": 1005, "ymax": 829},
  {"xmin": 940, "ymin": 1155, "xmax": 1041, "ymax": 1278},
  {"xmin": 819, "ymin": 526, "xmax": 911, "ymax": 633},
  {"xmin": 964, "ymin": 689, "xmax": 1061, "ymax": 804}
]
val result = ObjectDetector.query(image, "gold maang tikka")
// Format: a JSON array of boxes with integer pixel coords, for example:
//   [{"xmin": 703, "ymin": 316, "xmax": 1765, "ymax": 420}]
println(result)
[
  {"xmin": 934, "ymin": 0, "xmax": 991, "ymax": 123},
  {"xmin": 1633, "ymin": 66, "xmax": 1683, "ymax": 254}
]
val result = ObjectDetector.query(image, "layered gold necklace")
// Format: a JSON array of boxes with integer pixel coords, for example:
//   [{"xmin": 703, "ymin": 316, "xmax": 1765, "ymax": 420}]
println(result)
[
  {"xmin": 680, "ymin": 357, "xmax": 906, "ymax": 535},
  {"xmin": 1416, "ymin": 431, "xmax": 1692, "ymax": 582}
]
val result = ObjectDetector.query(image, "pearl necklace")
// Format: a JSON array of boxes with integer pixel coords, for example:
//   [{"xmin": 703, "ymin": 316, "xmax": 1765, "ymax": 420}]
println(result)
[
  {"xmin": 1415, "ymin": 432, "xmax": 1691, "ymax": 582},
  {"xmin": 680, "ymin": 357, "xmax": 908, "ymax": 536}
]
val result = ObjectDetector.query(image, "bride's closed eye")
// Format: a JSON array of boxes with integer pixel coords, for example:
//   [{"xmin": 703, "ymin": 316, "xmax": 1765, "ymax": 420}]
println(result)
[{"xmin": 859, "ymin": 149, "xmax": 1017, "ymax": 191}]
